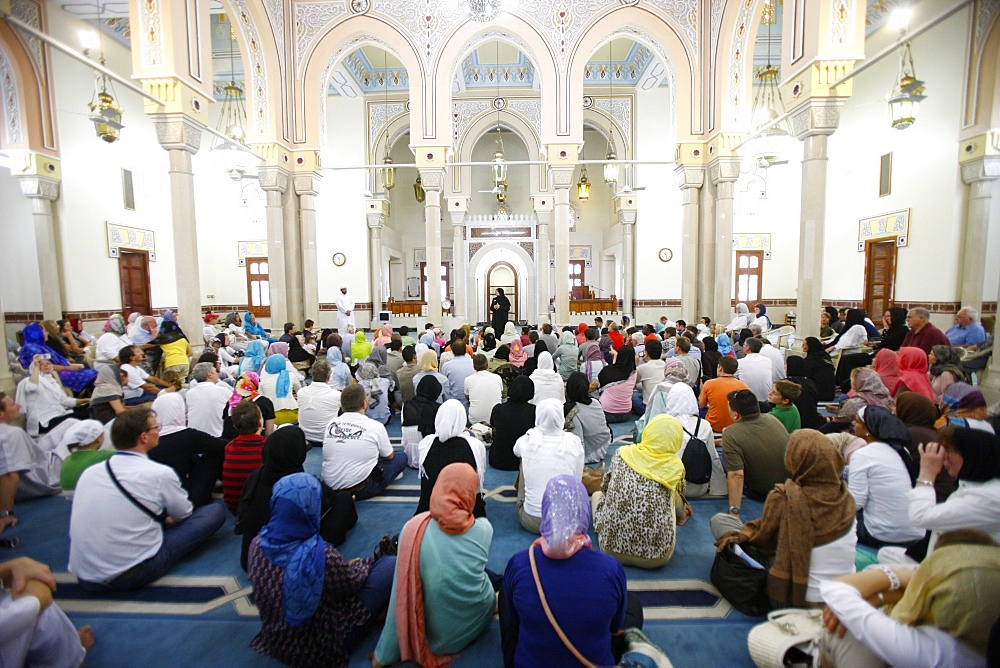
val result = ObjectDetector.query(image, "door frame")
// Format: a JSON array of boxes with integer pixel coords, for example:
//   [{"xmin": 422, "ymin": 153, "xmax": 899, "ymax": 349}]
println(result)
[
  {"xmin": 734, "ymin": 250, "xmax": 764, "ymax": 305},
  {"xmin": 245, "ymin": 256, "xmax": 271, "ymax": 318},
  {"xmin": 863, "ymin": 239, "xmax": 897, "ymax": 326},
  {"xmin": 118, "ymin": 250, "xmax": 152, "ymax": 317},
  {"xmin": 485, "ymin": 260, "xmax": 518, "ymax": 323}
]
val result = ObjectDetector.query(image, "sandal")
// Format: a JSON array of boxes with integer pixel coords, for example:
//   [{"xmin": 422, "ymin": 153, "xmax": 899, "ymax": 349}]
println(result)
[{"xmin": 373, "ymin": 534, "xmax": 400, "ymax": 560}]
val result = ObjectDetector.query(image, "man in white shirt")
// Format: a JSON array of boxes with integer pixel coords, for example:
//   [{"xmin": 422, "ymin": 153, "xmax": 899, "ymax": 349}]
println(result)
[
  {"xmin": 335, "ymin": 285, "xmax": 355, "ymax": 335},
  {"xmin": 185, "ymin": 362, "xmax": 232, "ymax": 437},
  {"xmin": 321, "ymin": 384, "xmax": 407, "ymax": 500},
  {"xmin": 633, "ymin": 339, "xmax": 666, "ymax": 413},
  {"xmin": 736, "ymin": 337, "xmax": 775, "ymax": 404},
  {"xmin": 68, "ymin": 407, "xmax": 225, "ymax": 591},
  {"xmin": 464, "ymin": 354, "xmax": 502, "ymax": 424},
  {"xmin": 298, "ymin": 359, "xmax": 342, "ymax": 446},
  {"xmin": 0, "ymin": 392, "xmax": 63, "ymax": 533},
  {"xmin": 119, "ymin": 345, "xmax": 170, "ymax": 405},
  {"xmin": 441, "ymin": 341, "xmax": 475, "ymax": 410},
  {"xmin": 750, "ymin": 327, "xmax": 787, "ymax": 383}
]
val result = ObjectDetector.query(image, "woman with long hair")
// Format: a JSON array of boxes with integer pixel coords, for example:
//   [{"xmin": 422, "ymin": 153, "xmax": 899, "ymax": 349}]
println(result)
[
  {"xmin": 802, "ymin": 336, "xmax": 837, "ymax": 401},
  {"xmin": 489, "ymin": 376, "xmax": 536, "ymax": 471},
  {"xmin": 597, "ymin": 344, "xmax": 638, "ymax": 423}
]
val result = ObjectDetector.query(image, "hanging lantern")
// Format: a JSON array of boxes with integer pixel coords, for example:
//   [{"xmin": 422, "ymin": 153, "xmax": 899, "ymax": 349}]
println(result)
[
  {"xmin": 413, "ymin": 174, "xmax": 426, "ymax": 203},
  {"xmin": 89, "ymin": 72, "xmax": 124, "ymax": 143},
  {"xmin": 381, "ymin": 155, "xmax": 396, "ymax": 191},
  {"xmin": 886, "ymin": 42, "xmax": 925, "ymax": 130},
  {"xmin": 492, "ymin": 144, "xmax": 507, "ymax": 185},
  {"xmin": 577, "ymin": 166, "xmax": 591, "ymax": 200},
  {"xmin": 603, "ymin": 137, "xmax": 619, "ymax": 185}
]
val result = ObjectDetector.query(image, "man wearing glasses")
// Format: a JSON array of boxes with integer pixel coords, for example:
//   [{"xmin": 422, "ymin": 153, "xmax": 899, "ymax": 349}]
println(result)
[{"xmin": 68, "ymin": 407, "xmax": 225, "ymax": 592}]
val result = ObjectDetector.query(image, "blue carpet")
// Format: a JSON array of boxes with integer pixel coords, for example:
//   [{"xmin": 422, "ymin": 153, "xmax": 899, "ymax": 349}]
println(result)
[{"xmin": 3, "ymin": 414, "xmax": 764, "ymax": 667}]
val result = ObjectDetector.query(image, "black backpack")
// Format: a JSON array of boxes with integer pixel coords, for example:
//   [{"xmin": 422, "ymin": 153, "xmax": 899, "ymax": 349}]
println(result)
[{"xmin": 681, "ymin": 417, "xmax": 712, "ymax": 485}]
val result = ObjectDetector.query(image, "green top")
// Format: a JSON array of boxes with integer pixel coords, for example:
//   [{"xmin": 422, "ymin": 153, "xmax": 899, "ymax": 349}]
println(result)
[
  {"xmin": 769, "ymin": 404, "xmax": 801, "ymax": 434},
  {"xmin": 60, "ymin": 449, "xmax": 115, "ymax": 491},
  {"xmin": 374, "ymin": 517, "xmax": 495, "ymax": 665}
]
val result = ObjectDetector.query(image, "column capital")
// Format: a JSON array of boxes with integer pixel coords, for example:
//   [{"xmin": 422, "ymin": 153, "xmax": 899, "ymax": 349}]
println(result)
[
  {"xmin": 417, "ymin": 167, "xmax": 445, "ymax": 190},
  {"xmin": 150, "ymin": 113, "xmax": 203, "ymax": 153},
  {"xmin": 790, "ymin": 98, "xmax": 845, "ymax": 141},
  {"xmin": 17, "ymin": 175, "xmax": 60, "ymax": 201},
  {"xmin": 614, "ymin": 192, "xmax": 638, "ymax": 223},
  {"xmin": 7, "ymin": 151, "xmax": 61, "ymax": 181},
  {"xmin": 548, "ymin": 165, "xmax": 576, "ymax": 188},
  {"xmin": 709, "ymin": 157, "xmax": 741, "ymax": 185},
  {"xmin": 960, "ymin": 155, "xmax": 1000, "ymax": 184},
  {"xmin": 258, "ymin": 167, "xmax": 289, "ymax": 192},
  {"xmin": 674, "ymin": 164, "xmax": 705, "ymax": 189},
  {"xmin": 446, "ymin": 197, "xmax": 470, "ymax": 219},
  {"xmin": 531, "ymin": 195, "xmax": 555, "ymax": 212},
  {"xmin": 365, "ymin": 198, "xmax": 389, "ymax": 227},
  {"xmin": 293, "ymin": 172, "xmax": 322, "ymax": 196},
  {"xmin": 958, "ymin": 132, "xmax": 1000, "ymax": 184}
]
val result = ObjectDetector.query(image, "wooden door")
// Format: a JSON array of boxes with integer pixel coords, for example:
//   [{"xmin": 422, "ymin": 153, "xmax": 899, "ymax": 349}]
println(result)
[
  {"xmin": 245, "ymin": 257, "xmax": 271, "ymax": 318},
  {"xmin": 735, "ymin": 251, "xmax": 763, "ymax": 305},
  {"xmin": 119, "ymin": 251, "xmax": 151, "ymax": 316},
  {"xmin": 864, "ymin": 240, "xmax": 897, "ymax": 326}
]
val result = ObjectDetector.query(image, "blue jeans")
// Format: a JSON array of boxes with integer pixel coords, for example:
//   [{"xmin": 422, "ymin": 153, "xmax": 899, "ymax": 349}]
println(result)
[
  {"xmin": 355, "ymin": 451, "xmax": 409, "ymax": 501},
  {"xmin": 125, "ymin": 391, "xmax": 159, "ymax": 406},
  {"xmin": 79, "ymin": 502, "xmax": 227, "ymax": 592},
  {"xmin": 631, "ymin": 390, "xmax": 646, "ymax": 416},
  {"xmin": 342, "ymin": 556, "xmax": 396, "ymax": 652},
  {"xmin": 605, "ymin": 411, "xmax": 632, "ymax": 424}
]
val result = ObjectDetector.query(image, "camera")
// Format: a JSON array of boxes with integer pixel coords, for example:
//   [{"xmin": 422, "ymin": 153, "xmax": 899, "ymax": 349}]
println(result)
[{"xmin": 38, "ymin": 354, "xmax": 51, "ymax": 361}]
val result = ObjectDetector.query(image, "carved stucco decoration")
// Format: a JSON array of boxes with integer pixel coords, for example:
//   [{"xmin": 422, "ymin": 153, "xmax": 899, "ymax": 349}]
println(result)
[
  {"xmin": 136, "ymin": 0, "xmax": 164, "ymax": 67},
  {"xmin": 829, "ymin": 0, "xmax": 855, "ymax": 46},
  {"xmin": 230, "ymin": 0, "xmax": 271, "ymax": 136},
  {"xmin": 262, "ymin": 0, "xmax": 286, "ymax": 69},
  {"xmin": 976, "ymin": 0, "xmax": 1000, "ymax": 49},
  {"xmin": 0, "ymin": 47, "xmax": 22, "ymax": 145},
  {"xmin": 296, "ymin": 1, "xmax": 348, "ymax": 73},
  {"xmin": 369, "ymin": 100, "xmax": 408, "ymax": 153},
  {"xmin": 518, "ymin": 241, "xmax": 535, "ymax": 259},
  {"xmin": 18, "ymin": 175, "xmax": 60, "ymax": 200},
  {"xmin": 641, "ymin": 0, "xmax": 698, "ymax": 54},
  {"xmin": 10, "ymin": 0, "xmax": 43, "ymax": 79},
  {"xmin": 790, "ymin": 100, "xmax": 842, "ymax": 139},
  {"xmin": 728, "ymin": 0, "xmax": 756, "ymax": 127},
  {"xmin": 372, "ymin": 0, "xmax": 464, "ymax": 63},
  {"xmin": 593, "ymin": 95, "xmax": 631, "ymax": 141},
  {"xmin": 505, "ymin": 98, "xmax": 542, "ymax": 142},
  {"xmin": 453, "ymin": 99, "xmax": 492, "ymax": 143}
]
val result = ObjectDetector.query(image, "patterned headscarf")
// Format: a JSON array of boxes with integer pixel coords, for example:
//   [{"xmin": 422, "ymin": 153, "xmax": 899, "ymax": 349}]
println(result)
[
  {"xmin": 662, "ymin": 357, "xmax": 691, "ymax": 385},
  {"xmin": 229, "ymin": 372, "xmax": 261, "ymax": 411},
  {"xmin": 103, "ymin": 314, "xmax": 127, "ymax": 335},
  {"xmin": 539, "ymin": 475, "xmax": 592, "ymax": 559}
]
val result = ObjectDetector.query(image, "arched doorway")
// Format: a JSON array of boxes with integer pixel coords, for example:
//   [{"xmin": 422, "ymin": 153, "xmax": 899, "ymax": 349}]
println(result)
[{"xmin": 486, "ymin": 261, "xmax": 518, "ymax": 324}]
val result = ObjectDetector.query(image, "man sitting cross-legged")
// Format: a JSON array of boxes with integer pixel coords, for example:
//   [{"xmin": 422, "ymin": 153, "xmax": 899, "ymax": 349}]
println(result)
[
  {"xmin": 68, "ymin": 407, "xmax": 226, "ymax": 592},
  {"xmin": 0, "ymin": 391, "xmax": 64, "ymax": 534},
  {"xmin": 322, "ymin": 384, "xmax": 408, "ymax": 500}
]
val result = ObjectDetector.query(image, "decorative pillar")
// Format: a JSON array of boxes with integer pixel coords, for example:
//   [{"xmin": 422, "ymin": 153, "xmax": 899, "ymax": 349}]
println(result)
[
  {"xmin": 615, "ymin": 194, "xmax": 638, "ymax": 319},
  {"xmin": 151, "ymin": 114, "xmax": 205, "ymax": 344},
  {"xmin": 15, "ymin": 155, "xmax": 63, "ymax": 320},
  {"xmin": 295, "ymin": 172, "xmax": 322, "ymax": 326},
  {"xmin": 258, "ymin": 166, "xmax": 290, "ymax": 326},
  {"xmin": 958, "ymin": 148, "xmax": 1000, "ymax": 310},
  {"xmin": 419, "ymin": 167, "xmax": 445, "ymax": 322},
  {"xmin": 550, "ymin": 167, "xmax": 575, "ymax": 325},
  {"xmin": 281, "ymin": 185, "xmax": 302, "ymax": 327},
  {"xmin": 366, "ymin": 198, "xmax": 389, "ymax": 319},
  {"xmin": 447, "ymin": 198, "xmax": 470, "ymax": 324},
  {"xmin": 532, "ymin": 196, "xmax": 554, "ymax": 324},
  {"xmin": 699, "ymin": 176, "xmax": 718, "ymax": 320},
  {"xmin": 0, "ymin": 290, "xmax": 12, "ymax": 394},
  {"xmin": 710, "ymin": 157, "xmax": 741, "ymax": 325},
  {"xmin": 790, "ymin": 99, "xmax": 843, "ymax": 339},
  {"xmin": 675, "ymin": 163, "xmax": 705, "ymax": 319}
]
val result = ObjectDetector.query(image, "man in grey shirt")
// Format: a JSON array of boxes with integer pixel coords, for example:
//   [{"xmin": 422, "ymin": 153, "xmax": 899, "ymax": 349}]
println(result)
[
  {"xmin": 441, "ymin": 341, "xmax": 474, "ymax": 410},
  {"xmin": 396, "ymin": 346, "xmax": 420, "ymax": 406},
  {"xmin": 538, "ymin": 323, "xmax": 559, "ymax": 357}
]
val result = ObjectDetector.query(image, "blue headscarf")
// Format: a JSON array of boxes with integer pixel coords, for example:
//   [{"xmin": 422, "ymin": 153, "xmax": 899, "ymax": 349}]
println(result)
[
  {"xmin": 754, "ymin": 303, "xmax": 772, "ymax": 329},
  {"xmin": 240, "ymin": 340, "xmax": 268, "ymax": 375},
  {"xmin": 716, "ymin": 333, "xmax": 733, "ymax": 355},
  {"xmin": 243, "ymin": 311, "xmax": 268, "ymax": 338},
  {"xmin": 18, "ymin": 322, "xmax": 70, "ymax": 368},
  {"xmin": 263, "ymin": 354, "xmax": 291, "ymax": 398},
  {"xmin": 326, "ymin": 347, "xmax": 343, "ymax": 363},
  {"xmin": 258, "ymin": 473, "xmax": 326, "ymax": 627}
]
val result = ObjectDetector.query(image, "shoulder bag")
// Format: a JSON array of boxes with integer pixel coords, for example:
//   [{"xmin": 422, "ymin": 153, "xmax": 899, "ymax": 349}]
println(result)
[{"xmin": 105, "ymin": 457, "xmax": 168, "ymax": 525}]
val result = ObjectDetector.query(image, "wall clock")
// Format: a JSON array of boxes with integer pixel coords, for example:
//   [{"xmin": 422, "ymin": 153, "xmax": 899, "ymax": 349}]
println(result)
[
  {"xmin": 658, "ymin": 248, "xmax": 673, "ymax": 262},
  {"xmin": 332, "ymin": 252, "xmax": 346, "ymax": 266}
]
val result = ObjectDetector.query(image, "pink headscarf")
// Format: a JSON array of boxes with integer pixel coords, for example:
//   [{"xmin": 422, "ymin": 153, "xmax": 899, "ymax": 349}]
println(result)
[
  {"xmin": 267, "ymin": 341, "xmax": 289, "ymax": 359},
  {"xmin": 897, "ymin": 347, "xmax": 935, "ymax": 401},
  {"xmin": 873, "ymin": 349, "xmax": 902, "ymax": 396},
  {"xmin": 228, "ymin": 372, "xmax": 261, "ymax": 411},
  {"xmin": 373, "ymin": 323, "xmax": 393, "ymax": 348},
  {"xmin": 508, "ymin": 339, "xmax": 528, "ymax": 367}
]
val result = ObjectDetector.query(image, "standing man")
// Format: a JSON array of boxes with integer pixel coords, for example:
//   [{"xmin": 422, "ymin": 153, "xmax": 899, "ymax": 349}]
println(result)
[
  {"xmin": 335, "ymin": 285, "xmax": 355, "ymax": 335},
  {"xmin": 490, "ymin": 288, "xmax": 511, "ymax": 334},
  {"xmin": 945, "ymin": 306, "xmax": 988, "ymax": 351}
]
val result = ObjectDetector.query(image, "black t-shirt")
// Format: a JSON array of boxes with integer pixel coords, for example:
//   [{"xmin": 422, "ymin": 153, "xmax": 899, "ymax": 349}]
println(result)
[
  {"xmin": 415, "ymin": 437, "xmax": 485, "ymax": 517},
  {"xmin": 220, "ymin": 396, "xmax": 276, "ymax": 440}
]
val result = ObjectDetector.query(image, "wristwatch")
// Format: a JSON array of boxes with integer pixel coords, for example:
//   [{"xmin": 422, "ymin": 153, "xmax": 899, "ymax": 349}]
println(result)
[
  {"xmin": 0, "ymin": 510, "xmax": 11, "ymax": 518},
  {"xmin": 728, "ymin": 506, "xmax": 741, "ymax": 516}
]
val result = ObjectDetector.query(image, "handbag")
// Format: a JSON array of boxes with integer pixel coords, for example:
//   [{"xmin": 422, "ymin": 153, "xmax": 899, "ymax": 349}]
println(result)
[
  {"xmin": 710, "ymin": 544, "xmax": 773, "ymax": 617},
  {"xmin": 581, "ymin": 463, "xmax": 606, "ymax": 496},
  {"xmin": 747, "ymin": 608, "xmax": 822, "ymax": 668},
  {"xmin": 529, "ymin": 543, "xmax": 598, "ymax": 667}
]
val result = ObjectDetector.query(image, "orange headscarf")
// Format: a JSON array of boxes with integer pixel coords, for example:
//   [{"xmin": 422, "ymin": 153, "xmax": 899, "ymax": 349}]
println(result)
[
  {"xmin": 897, "ymin": 346, "xmax": 935, "ymax": 401},
  {"xmin": 394, "ymin": 463, "xmax": 478, "ymax": 666}
]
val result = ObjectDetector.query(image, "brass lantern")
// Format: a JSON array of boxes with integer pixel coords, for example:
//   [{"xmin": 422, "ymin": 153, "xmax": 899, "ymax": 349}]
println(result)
[
  {"xmin": 89, "ymin": 73, "xmax": 124, "ymax": 143},
  {"xmin": 577, "ymin": 166, "xmax": 591, "ymax": 200}
]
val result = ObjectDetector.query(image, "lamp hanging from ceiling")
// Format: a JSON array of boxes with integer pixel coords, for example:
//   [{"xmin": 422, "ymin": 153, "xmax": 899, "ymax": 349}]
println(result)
[
  {"xmin": 86, "ymin": 2, "xmax": 123, "ymax": 142},
  {"xmin": 413, "ymin": 174, "xmax": 426, "ymax": 203},
  {"xmin": 211, "ymin": 19, "xmax": 254, "ymax": 179},
  {"xmin": 380, "ymin": 50, "xmax": 396, "ymax": 191},
  {"xmin": 490, "ymin": 41, "xmax": 508, "ymax": 199},
  {"xmin": 747, "ymin": 0, "xmax": 793, "ymax": 168},
  {"xmin": 885, "ymin": 40, "xmax": 925, "ymax": 130},
  {"xmin": 603, "ymin": 43, "xmax": 620, "ymax": 185},
  {"xmin": 577, "ymin": 164, "xmax": 591, "ymax": 200}
]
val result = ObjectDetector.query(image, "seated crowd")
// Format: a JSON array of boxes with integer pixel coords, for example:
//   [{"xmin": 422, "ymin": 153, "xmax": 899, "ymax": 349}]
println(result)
[{"xmin": 1, "ymin": 303, "xmax": 999, "ymax": 667}]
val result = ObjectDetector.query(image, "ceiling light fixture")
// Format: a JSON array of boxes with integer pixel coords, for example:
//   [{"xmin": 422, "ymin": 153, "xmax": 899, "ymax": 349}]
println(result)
[
  {"xmin": 86, "ymin": 1, "xmax": 123, "ymax": 142},
  {"xmin": 211, "ymin": 17, "xmax": 254, "ymax": 179},
  {"xmin": 577, "ymin": 164, "xmax": 591, "ymax": 200},
  {"xmin": 886, "ymin": 40, "xmax": 925, "ymax": 130},
  {"xmin": 491, "ymin": 42, "xmax": 508, "ymax": 198},
  {"xmin": 747, "ymin": 0, "xmax": 793, "ymax": 168},
  {"xmin": 603, "ymin": 43, "xmax": 620, "ymax": 185},
  {"xmin": 380, "ymin": 50, "xmax": 396, "ymax": 191}
]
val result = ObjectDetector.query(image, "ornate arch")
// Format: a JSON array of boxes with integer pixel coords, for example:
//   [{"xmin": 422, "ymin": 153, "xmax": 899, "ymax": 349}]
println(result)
[
  {"xmin": 218, "ymin": 0, "xmax": 280, "ymax": 141},
  {"xmin": 454, "ymin": 107, "xmax": 543, "ymax": 195},
  {"xmin": 964, "ymin": 2, "xmax": 1000, "ymax": 132},
  {"xmin": 469, "ymin": 240, "xmax": 535, "ymax": 321},
  {"xmin": 717, "ymin": 0, "xmax": 770, "ymax": 130},
  {"xmin": 0, "ymin": 21, "xmax": 55, "ymax": 152}
]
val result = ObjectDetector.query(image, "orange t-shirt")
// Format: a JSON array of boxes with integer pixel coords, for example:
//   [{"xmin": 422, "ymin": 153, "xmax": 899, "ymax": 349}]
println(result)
[{"xmin": 698, "ymin": 376, "xmax": 750, "ymax": 433}]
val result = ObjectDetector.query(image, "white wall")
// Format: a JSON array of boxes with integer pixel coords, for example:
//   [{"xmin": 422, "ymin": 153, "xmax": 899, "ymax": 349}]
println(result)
[{"xmin": 0, "ymin": 168, "xmax": 41, "ymax": 311}]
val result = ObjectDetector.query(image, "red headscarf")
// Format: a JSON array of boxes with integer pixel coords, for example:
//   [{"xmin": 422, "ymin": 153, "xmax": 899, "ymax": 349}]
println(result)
[
  {"xmin": 896, "ymin": 347, "xmax": 935, "ymax": 401},
  {"xmin": 394, "ymin": 463, "xmax": 478, "ymax": 666},
  {"xmin": 873, "ymin": 348, "xmax": 902, "ymax": 395},
  {"xmin": 576, "ymin": 322, "xmax": 588, "ymax": 345}
]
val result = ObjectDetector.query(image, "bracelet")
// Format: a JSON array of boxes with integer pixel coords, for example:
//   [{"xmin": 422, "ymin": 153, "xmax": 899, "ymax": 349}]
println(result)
[
  {"xmin": 868, "ymin": 564, "xmax": 901, "ymax": 591},
  {"xmin": 0, "ymin": 510, "xmax": 11, "ymax": 518},
  {"xmin": 916, "ymin": 478, "xmax": 934, "ymax": 487}
]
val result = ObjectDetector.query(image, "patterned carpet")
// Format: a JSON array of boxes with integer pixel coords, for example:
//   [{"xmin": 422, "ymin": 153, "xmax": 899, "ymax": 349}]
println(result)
[{"xmin": 5, "ymin": 417, "xmax": 765, "ymax": 667}]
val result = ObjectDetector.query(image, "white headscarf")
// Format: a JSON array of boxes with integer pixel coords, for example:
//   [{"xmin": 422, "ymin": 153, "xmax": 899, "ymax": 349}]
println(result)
[
  {"xmin": 663, "ymin": 382, "xmax": 699, "ymax": 417},
  {"xmin": 500, "ymin": 321, "xmax": 518, "ymax": 344},
  {"xmin": 537, "ymin": 351, "xmax": 555, "ymax": 372},
  {"xmin": 535, "ymin": 398, "xmax": 565, "ymax": 434},
  {"xmin": 152, "ymin": 393, "xmax": 187, "ymax": 436},
  {"xmin": 414, "ymin": 343, "xmax": 429, "ymax": 360},
  {"xmin": 60, "ymin": 419, "xmax": 105, "ymax": 450},
  {"xmin": 735, "ymin": 302, "xmax": 750, "ymax": 315},
  {"xmin": 434, "ymin": 399, "xmax": 468, "ymax": 441}
]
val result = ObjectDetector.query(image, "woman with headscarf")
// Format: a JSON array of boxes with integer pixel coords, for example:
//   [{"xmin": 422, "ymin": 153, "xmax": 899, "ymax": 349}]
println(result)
[
  {"xmin": 238, "ymin": 340, "xmax": 268, "ymax": 377},
  {"xmin": 125, "ymin": 312, "xmax": 142, "ymax": 338},
  {"xmin": 872, "ymin": 348, "xmax": 902, "ymax": 396},
  {"xmin": 528, "ymin": 351, "xmax": 565, "ymax": 405},
  {"xmin": 413, "ymin": 350, "xmax": 450, "ymax": 403},
  {"xmin": 573, "ymin": 322, "xmax": 588, "ymax": 346},
  {"xmin": 752, "ymin": 303, "xmax": 772, "ymax": 331},
  {"xmin": 665, "ymin": 382, "xmax": 725, "ymax": 496},
  {"xmin": 259, "ymin": 354, "xmax": 300, "ymax": 425},
  {"xmin": 94, "ymin": 314, "xmax": 133, "ymax": 366},
  {"xmin": 500, "ymin": 320, "xmax": 519, "ymax": 346},
  {"xmin": 349, "ymin": 330, "xmax": 372, "ymax": 365},
  {"xmin": 286, "ymin": 334, "xmax": 315, "ymax": 369},
  {"xmin": 325, "ymin": 347, "xmax": 351, "ymax": 390},
  {"xmin": 597, "ymin": 344, "xmax": 637, "ymax": 423},
  {"xmin": 701, "ymin": 336, "xmax": 722, "ymax": 382},
  {"xmin": 357, "ymin": 347, "xmax": 394, "ymax": 425},
  {"xmin": 242, "ymin": 311, "xmax": 275, "ymax": 343},
  {"xmin": 507, "ymin": 338, "xmax": 528, "ymax": 369},
  {"xmin": 248, "ymin": 474, "xmax": 393, "ymax": 666},
  {"xmin": 501, "ymin": 475, "xmax": 645, "ymax": 666},
  {"xmin": 513, "ymin": 398, "xmax": 584, "ymax": 533},
  {"xmin": 551, "ymin": 331, "xmax": 580, "ymax": 381},
  {"xmin": 520, "ymin": 339, "xmax": 547, "ymax": 376},
  {"xmin": 927, "ymin": 345, "xmax": 966, "ymax": 401},
  {"xmin": 237, "ymin": 427, "xmax": 357, "ymax": 571},
  {"xmin": 895, "ymin": 346, "xmax": 935, "ymax": 401},
  {"xmin": 716, "ymin": 429, "xmax": 857, "ymax": 607},
  {"xmin": 849, "ymin": 368, "xmax": 895, "ymax": 412},
  {"xmin": 938, "ymin": 382, "xmax": 993, "ymax": 432},
  {"xmin": 802, "ymin": 336, "xmax": 837, "ymax": 400},
  {"xmin": 15, "ymin": 353, "xmax": 90, "ymax": 436},
  {"xmin": 581, "ymin": 339, "xmax": 606, "ymax": 391},
  {"xmin": 373, "ymin": 464, "xmax": 495, "ymax": 667},
  {"xmin": 148, "ymin": 393, "xmax": 225, "ymax": 508},
  {"xmin": 151, "ymin": 319, "xmax": 193, "ymax": 377},
  {"xmin": 727, "ymin": 302, "xmax": 753, "ymax": 333},
  {"xmin": 819, "ymin": 530, "xmax": 1000, "ymax": 666},
  {"xmin": 489, "ymin": 376, "xmax": 535, "ymax": 471},
  {"xmin": 373, "ymin": 324, "xmax": 393, "ymax": 348},
  {"xmin": 633, "ymin": 358, "xmax": 691, "ymax": 440},
  {"xmin": 479, "ymin": 332, "xmax": 497, "ymax": 359},
  {"xmin": 850, "ymin": 406, "xmax": 923, "ymax": 548},
  {"xmin": 563, "ymin": 372, "xmax": 611, "ymax": 464},
  {"xmin": 490, "ymin": 288, "xmax": 511, "ymax": 334},
  {"xmin": 785, "ymin": 356, "xmax": 825, "ymax": 429},
  {"xmin": 875, "ymin": 306, "xmax": 910, "ymax": 352},
  {"xmin": 88, "ymin": 362, "xmax": 126, "ymax": 423},
  {"xmin": 486, "ymin": 344, "xmax": 517, "ymax": 400},
  {"xmin": 415, "ymin": 400, "xmax": 486, "ymax": 518},
  {"xmin": 402, "ymin": 376, "xmax": 443, "ymax": 467},
  {"xmin": 222, "ymin": 372, "xmax": 276, "ymax": 439},
  {"xmin": 18, "ymin": 322, "xmax": 97, "ymax": 395},
  {"xmin": 593, "ymin": 414, "xmax": 691, "ymax": 568}
]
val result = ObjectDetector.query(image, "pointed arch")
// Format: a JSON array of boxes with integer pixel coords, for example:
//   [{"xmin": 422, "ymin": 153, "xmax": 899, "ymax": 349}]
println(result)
[
  {"xmin": 0, "ymin": 22, "xmax": 55, "ymax": 153},
  {"xmin": 964, "ymin": 5, "xmax": 1000, "ymax": 133},
  {"xmin": 454, "ymin": 107, "xmax": 544, "ymax": 195}
]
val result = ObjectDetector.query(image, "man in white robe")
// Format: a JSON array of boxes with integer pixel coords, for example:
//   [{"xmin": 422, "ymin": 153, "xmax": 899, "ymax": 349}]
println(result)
[{"xmin": 335, "ymin": 284, "xmax": 355, "ymax": 334}]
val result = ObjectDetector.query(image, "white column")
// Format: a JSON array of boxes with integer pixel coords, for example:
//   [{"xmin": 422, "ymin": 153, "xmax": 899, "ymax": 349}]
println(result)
[
  {"xmin": 366, "ymin": 198, "xmax": 389, "ymax": 319},
  {"xmin": 152, "ymin": 114, "xmax": 205, "ymax": 345},
  {"xmin": 615, "ymin": 193, "xmax": 638, "ymax": 320},
  {"xmin": 675, "ymin": 166, "xmax": 704, "ymax": 319},
  {"xmin": 699, "ymin": 177, "xmax": 718, "ymax": 320},
  {"xmin": 282, "ymin": 186, "xmax": 302, "ymax": 327},
  {"xmin": 710, "ymin": 158, "xmax": 740, "ymax": 325},
  {"xmin": 533, "ymin": 197, "xmax": 553, "ymax": 324},
  {"xmin": 958, "ymin": 155, "xmax": 1000, "ymax": 309},
  {"xmin": 258, "ymin": 167, "xmax": 290, "ymax": 326},
  {"xmin": 419, "ymin": 168, "xmax": 444, "ymax": 323},
  {"xmin": 295, "ymin": 173, "xmax": 322, "ymax": 325},
  {"xmin": 551, "ymin": 167, "xmax": 574, "ymax": 325},
  {"xmin": 0, "ymin": 290, "xmax": 12, "ymax": 394},
  {"xmin": 448, "ymin": 199, "xmax": 469, "ymax": 324},
  {"xmin": 17, "ymin": 175, "xmax": 63, "ymax": 320}
]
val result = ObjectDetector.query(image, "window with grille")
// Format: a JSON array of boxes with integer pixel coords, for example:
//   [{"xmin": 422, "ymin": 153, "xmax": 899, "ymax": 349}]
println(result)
[
  {"xmin": 735, "ymin": 251, "xmax": 763, "ymax": 304},
  {"xmin": 245, "ymin": 258, "xmax": 271, "ymax": 317}
]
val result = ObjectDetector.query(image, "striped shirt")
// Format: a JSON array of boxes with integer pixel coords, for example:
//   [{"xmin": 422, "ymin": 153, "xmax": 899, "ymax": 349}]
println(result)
[{"xmin": 222, "ymin": 434, "xmax": 264, "ymax": 513}]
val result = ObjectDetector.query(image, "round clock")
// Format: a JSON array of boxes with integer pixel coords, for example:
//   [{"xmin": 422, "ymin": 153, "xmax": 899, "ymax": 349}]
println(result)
[
  {"xmin": 658, "ymin": 248, "xmax": 673, "ymax": 262},
  {"xmin": 332, "ymin": 252, "xmax": 346, "ymax": 266}
]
